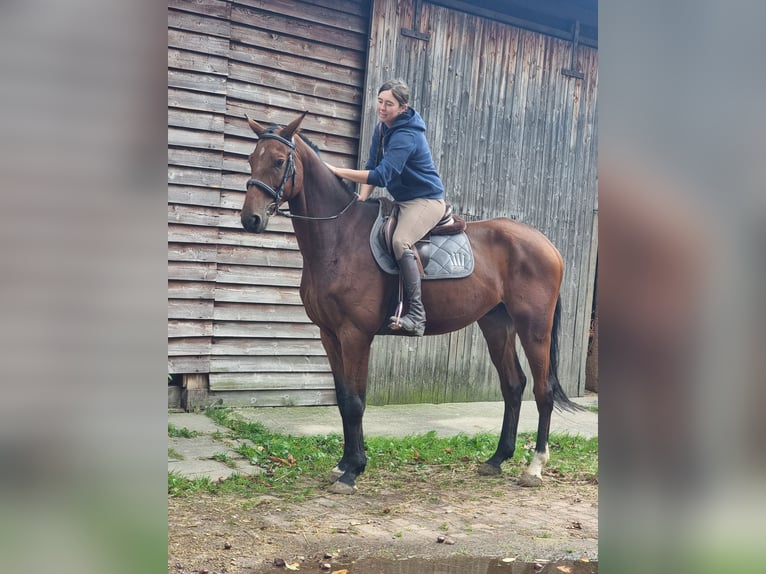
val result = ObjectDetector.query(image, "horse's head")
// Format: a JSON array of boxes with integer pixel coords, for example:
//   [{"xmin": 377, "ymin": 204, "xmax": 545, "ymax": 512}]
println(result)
[{"xmin": 241, "ymin": 112, "xmax": 307, "ymax": 233}]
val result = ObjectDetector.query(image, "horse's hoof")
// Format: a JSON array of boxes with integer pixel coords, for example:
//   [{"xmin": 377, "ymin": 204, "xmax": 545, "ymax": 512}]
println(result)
[
  {"xmin": 478, "ymin": 462, "xmax": 502, "ymax": 476},
  {"xmin": 326, "ymin": 466, "xmax": 344, "ymax": 483},
  {"xmin": 327, "ymin": 480, "xmax": 357, "ymax": 495},
  {"xmin": 518, "ymin": 473, "xmax": 543, "ymax": 487}
]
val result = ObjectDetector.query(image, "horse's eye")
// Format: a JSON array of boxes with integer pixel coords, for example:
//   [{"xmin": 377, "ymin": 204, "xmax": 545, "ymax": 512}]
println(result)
[{"xmin": 274, "ymin": 159, "xmax": 285, "ymax": 169}]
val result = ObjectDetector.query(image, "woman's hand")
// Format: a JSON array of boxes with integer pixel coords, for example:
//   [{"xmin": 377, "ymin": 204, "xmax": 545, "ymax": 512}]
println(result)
[{"xmin": 324, "ymin": 161, "xmax": 339, "ymax": 176}]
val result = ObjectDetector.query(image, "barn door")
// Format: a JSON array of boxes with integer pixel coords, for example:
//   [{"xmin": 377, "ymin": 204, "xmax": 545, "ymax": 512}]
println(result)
[{"xmin": 362, "ymin": 0, "xmax": 598, "ymax": 403}]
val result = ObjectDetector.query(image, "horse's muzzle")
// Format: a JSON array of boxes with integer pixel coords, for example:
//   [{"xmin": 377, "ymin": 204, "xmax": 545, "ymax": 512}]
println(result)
[{"xmin": 241, "ymin": 211, "xmax": 268, "ymax": 233}]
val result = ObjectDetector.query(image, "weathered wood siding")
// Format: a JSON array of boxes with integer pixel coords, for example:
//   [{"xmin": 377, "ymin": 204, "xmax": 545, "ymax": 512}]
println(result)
[
  {"xmin": 361, "ymin": 0, "xmax": 598, "ymax": 403},
  {"xmin": 168, "ymin": 0, "xmax": 370, "ymax": 406},
  {"xmin": 168, "ymin": 0, "xmax": 597, "ymax": 407}
]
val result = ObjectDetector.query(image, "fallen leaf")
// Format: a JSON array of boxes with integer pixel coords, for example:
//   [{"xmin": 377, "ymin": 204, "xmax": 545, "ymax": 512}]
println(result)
[
  {"xmin": 556, "ymin": 566, "xmax": 573, "ymax": 573},
  {"xmin": 580, "ymin": 557, "xmax": 590, "ymax": 562},
  {"xmin": 285, "ymin": 563, "xmax": 300, "ymax": 571},
  {"xmin": 331, "ymin": 570, "xmax": 348, "ymax": 574}
]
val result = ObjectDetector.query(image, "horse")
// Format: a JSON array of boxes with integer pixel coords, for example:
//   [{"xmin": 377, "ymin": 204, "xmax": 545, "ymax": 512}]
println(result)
[{"xmin": 240, "ymin": 111, "xmax": 582, "ymax": 494}]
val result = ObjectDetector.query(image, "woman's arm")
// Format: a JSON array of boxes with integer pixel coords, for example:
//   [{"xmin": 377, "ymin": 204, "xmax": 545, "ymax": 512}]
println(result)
[
  {"xmin": 325, "ymin": 162, "xmax": 371, "ymax": 185},
  {"xmin": 357, "ymin": 183, "xmax": 374, "ymax": 201}
]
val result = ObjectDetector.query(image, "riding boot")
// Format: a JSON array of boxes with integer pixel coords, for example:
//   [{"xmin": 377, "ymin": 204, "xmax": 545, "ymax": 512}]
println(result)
[{"xmin": 389, "ymin": 248, "xmax": 426, "ymax": 336}]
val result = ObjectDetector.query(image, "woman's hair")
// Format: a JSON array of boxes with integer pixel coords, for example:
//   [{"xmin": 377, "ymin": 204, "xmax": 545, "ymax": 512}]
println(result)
[{"xmin": 378, "ymin": 79, "xmax": 410, "ymax": 106}]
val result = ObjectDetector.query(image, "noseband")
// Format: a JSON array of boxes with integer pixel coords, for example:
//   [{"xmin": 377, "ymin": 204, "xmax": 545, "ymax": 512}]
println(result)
[{"xmin": 245, "ymin": 132, "xmax": 296, "ymax": 215}]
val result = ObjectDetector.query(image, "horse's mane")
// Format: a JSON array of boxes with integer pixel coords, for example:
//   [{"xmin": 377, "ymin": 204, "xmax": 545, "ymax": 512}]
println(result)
[{"xmin": 262, "ymin": 123, "xmax": 354, "ymax": 194}]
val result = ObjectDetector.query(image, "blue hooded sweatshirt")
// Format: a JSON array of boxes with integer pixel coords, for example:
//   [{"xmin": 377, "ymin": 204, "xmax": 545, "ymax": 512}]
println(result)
[{"xmin": 364, "ymin": 108, "xmax": 445, "ymax": 202}]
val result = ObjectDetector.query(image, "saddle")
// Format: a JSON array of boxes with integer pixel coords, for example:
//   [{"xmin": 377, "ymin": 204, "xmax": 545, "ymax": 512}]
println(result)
[{"xmin": 369, "ymin": 198, "xmax": 474, "ymax": 280}]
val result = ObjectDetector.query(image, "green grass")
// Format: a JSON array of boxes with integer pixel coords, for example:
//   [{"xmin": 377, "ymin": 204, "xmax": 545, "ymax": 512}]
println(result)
[
  {"xmin": 168, "ymin": 423, "xmax": 200, "ymax": 438},
  {"xmin": 168, "ymin": 407, "xmax": 598, "ymax": 498}
]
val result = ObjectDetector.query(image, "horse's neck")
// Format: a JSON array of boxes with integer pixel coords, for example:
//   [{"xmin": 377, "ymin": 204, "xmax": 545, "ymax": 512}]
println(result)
[{"xmin": 288, "ymin": 152, "xmax": 361, "ymax": 260}]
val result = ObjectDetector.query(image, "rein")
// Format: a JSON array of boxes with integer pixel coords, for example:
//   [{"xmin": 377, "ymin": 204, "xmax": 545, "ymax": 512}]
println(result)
[{"xmin": 246, "ymin": 132, "xmax": 358, "ymax": 221}]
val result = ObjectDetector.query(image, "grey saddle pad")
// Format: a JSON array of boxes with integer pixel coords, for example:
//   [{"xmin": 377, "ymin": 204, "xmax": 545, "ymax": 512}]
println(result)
[{"xmin": 369, "ymin": 207, "xmax": 474, "ymax": 280}]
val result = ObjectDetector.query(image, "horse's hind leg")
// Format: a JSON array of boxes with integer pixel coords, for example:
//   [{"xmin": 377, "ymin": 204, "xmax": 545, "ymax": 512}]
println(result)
[
  {"xmin": 476, "ymin": 305, "xmax": 527, "ymax": 475},
  {"xmin": 515, "ymin": 313, "xmax": 556, "ymax": 487}
]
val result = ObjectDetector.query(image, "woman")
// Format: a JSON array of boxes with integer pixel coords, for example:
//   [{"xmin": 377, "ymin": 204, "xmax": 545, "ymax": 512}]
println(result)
[{"xmin": 325, "ymin": 79, "xmax": 446, "ymax": 337}]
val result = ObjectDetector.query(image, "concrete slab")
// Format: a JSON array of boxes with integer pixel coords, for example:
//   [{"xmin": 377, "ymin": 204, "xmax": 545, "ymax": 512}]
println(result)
[
  {"xmin": 168, "ymin": 412, "xmax": 228, "ymax": 435},
  {"xmin": 168, "ymin": 435, "xmax": 262, "ymax": 480},
  {"xmin": 233, "ymin": 397, "xmax": 598, "ymax": 439}
]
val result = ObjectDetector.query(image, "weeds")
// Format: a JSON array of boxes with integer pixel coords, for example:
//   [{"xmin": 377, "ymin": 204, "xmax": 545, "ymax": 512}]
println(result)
[{"xmin": 168, "ymin": 407, "xmax": 598, "ymax": 498}]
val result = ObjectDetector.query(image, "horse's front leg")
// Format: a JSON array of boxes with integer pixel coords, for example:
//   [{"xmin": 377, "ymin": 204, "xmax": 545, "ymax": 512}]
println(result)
[{"xmin": 319, "ymin": 329, "xmax": 372, "ymax": 494}]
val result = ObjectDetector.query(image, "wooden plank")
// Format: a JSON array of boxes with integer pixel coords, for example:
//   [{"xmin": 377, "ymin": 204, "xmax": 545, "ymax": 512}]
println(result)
[
  {"xmin": 168, "ymin": 280, "xmax": 215, "ymax": 300},
  {"xmin": 168, "ymin": 28, "xmax": 230, "ymax": 57},
  {"xmin": 213, "ymin": 302, "xmax": 312, "ymax": 323},
  {"xmin": 168, "ymin": 337, "xmax": 213, "ymax": 356},
  {"xmin": 212, "ymin": 321, "xmax": 319, "ymax": 338},
  {"xmin": 209, "ymin": 371, "xmax": 334, "ymax": 391},
  {"xmin": 223, "ymin": 129, "xmax": 357, "ymax": 158},
  {"xmin": 168, "ymin": 87, "xmax": 227, "ymax": 114},
  {"xmin": 210, "ymin": 355, "xmax": 330, "ymax": 373},
  {"xmin": 168, "ymin": 299, "xmax": 215, "ymax": 320},
  {"xmin": 228, "ymin": 43, "xmax": 364, "ymax": 89},
  {"xmin": 228, "ymin": 62, "xmax": 363, "ymax": 106},
  {"xmin": 215, "ymin": 264, "xmax": 302, "ymax": 288},
  {"xmin": 168, "ymin": 48, "xmax": 228, "ymax": 75},
  {"xmin": 168, "ymin": 69, "xmax": 227, "ymax": 95},
  {"xmin": 206, "ymin": 388, "xmax": 336, "ymax": 407},
  {"xmin": 167, "ymin": 355, "xmax": 210, "ymax": 374},
  {"xmin": 230, "ymin": 3, "xmax": 367, "ymax": 41},
  {"xmin": 168, "ymin": 7, "xmax": 231, "ymax": 38},
  {"xmin": 168, "ymin": 108, "xmax": 225, "ymax": 133},
  {"xmin": 168, "ymin": 126, "xmax": 224, "ymax": 151},
  {"xmin": 168, "ymin": 147, "xmax": 223, "ymax": 171},
  {"xmin": 216, "ymin": 244, "xmax": 303, "ymax": 268},
  {"xmin": 169, "ymin": 319, "xmax": 213, "ymax": 338},
  {"xmin": 293, "ymin": 0, "xmax": 368, "ymax": 17},
  {"xmin": 168, "ymin": 203, "xmax": 219, "ymax": 226},
  {"xmin": 213, "ymin": 284, "xmax": 301, "ymax": 305},
  {"xmin": 168, "ymin": 224, "xmax": 219, "ymax": 244},
  {"xmin": 216, "ymin": 228, "xmax": 299, "ymax": 249},
  {"xmin": 225, "ymin": 80, "xmax": 361, "ymax": 122},
  {"xmin": 168, "ymin": 261, "xmax": 217, "ymax": 281},
  {"xmin": 168, "ymin": 242, "xmax": 217, "ymax": 263},
  {"xmin": 167, "ymin": 0, "xmax": 229, "ymax": 19},
  {"xmin": 168, "ymin": 166, "xmax": 222, "ymax": 188},
  {"xmin": 224, "ymin": 102, "xmax": 362, "ymax": 139},
  {"xmin": 210, "ymin": 337, "xmax": 325, "ymax": 356},
  {"xmin": 168, "ymin": 185, "xmax": 221, "ymax": 208}
]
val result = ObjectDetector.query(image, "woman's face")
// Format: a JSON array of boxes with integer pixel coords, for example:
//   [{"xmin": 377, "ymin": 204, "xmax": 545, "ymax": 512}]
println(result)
[{"xmin": 377, "ymin": 89, "xmax": 407, "ymax": 127}]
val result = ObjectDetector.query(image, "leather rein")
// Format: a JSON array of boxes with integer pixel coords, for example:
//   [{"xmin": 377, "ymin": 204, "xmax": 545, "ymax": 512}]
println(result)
[{"xmin": 245, "ymin": 132, "xmax": 357, "ymax": 221}]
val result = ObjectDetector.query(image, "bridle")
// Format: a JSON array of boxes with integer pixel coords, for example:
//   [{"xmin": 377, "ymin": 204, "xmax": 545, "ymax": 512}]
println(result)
[
  {"xmin": 245, "ymin": 132, "xmax": 297, "ymax": 216},
  {"xmin": 245, "ymin": 131, "xmax": 358, "ymax": 221}
]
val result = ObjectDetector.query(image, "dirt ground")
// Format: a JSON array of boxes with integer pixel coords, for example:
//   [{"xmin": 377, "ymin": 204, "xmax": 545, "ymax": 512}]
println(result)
[{"xmin": 168, "ymin": 469, "xmax": 598, "ymax": 574}]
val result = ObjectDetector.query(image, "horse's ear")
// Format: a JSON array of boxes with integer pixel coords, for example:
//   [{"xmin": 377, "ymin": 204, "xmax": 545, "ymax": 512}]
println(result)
[
  {"xmin": 280, "ymin": 111, "xmax": 309, "ymax": 141},
  {"xmin": 245, "ymin": 114, "xmax": 266, "ymax": 136}
]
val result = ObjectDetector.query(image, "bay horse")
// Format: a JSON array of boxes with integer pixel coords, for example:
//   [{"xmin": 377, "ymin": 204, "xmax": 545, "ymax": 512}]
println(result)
[{"xmin": 240, "ymin": 112, "xmax": 581, "ymax": 494}]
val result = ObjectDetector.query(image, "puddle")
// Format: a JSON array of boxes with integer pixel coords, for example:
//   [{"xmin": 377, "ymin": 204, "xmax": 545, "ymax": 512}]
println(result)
[{"xmin": 305, "ymin": 557, "xmax": 596, "ymax": 574}]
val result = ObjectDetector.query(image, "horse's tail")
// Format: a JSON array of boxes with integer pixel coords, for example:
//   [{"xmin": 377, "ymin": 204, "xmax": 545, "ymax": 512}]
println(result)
[{"xmin": 549, "ymin": 296, "xmax": 587, "ymax": 413}]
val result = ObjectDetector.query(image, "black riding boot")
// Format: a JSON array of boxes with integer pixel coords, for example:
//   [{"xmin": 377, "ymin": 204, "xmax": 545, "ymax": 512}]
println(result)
[{"xmin": 389, "ymin": 249, "xmax": 426, "ymax": 336}]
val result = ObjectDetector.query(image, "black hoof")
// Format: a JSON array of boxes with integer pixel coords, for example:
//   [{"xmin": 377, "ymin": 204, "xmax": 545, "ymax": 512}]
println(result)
[{"xmin": 478, "ymin": 462, "xmax": 502, "ymax": 476}]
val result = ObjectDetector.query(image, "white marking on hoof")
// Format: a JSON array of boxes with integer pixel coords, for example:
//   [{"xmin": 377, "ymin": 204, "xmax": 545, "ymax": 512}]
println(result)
[
  {"xmin": 520, "ymin": 445, "xmax": 549, "ymax": 487},
  {"xmin": 327, "ymin": 481, "xmax": 357, "ymax": 495},
  {"xmin": 327, "ymin": 466, "xmax": 344, "ymax": 483}
]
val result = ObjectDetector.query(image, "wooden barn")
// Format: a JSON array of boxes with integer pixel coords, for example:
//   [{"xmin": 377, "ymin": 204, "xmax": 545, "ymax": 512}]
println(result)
[{"xmin": 168, "ymin": 0, "xmax": 598, "ymax": 409}]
